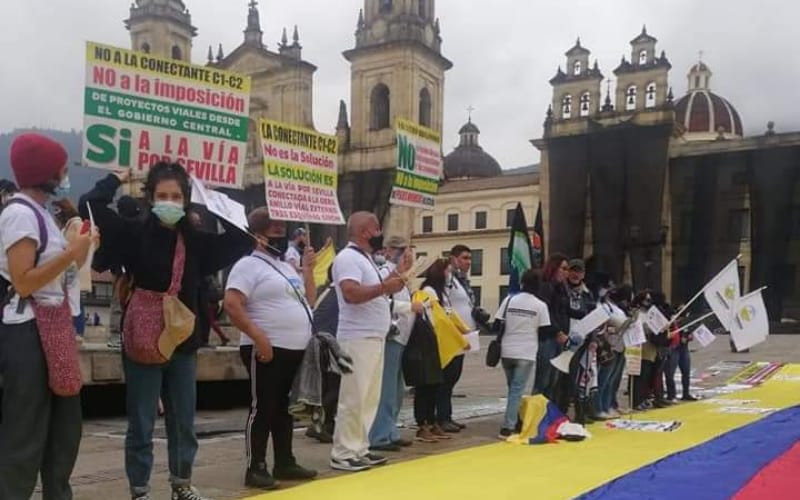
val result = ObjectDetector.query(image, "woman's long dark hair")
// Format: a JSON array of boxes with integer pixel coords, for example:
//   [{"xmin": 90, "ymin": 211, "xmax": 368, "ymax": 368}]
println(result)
[
  {"xmin": 420, "ymin": 258, "xmax": 448, "ymax": 303},
  {"xmin": 542, "ymin": 253, "xmax": 567, "ymax": 283},
  {"xmin": 143, "ymin": 162, "xmax": 191, "ymax": 207}
]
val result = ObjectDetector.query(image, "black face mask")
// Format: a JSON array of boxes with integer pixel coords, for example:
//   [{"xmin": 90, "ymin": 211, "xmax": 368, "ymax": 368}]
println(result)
[
  {"xmin": 266, "ymin": 236, "xmax": 289, "ymax": 257},
  {"xmin": 368, "ymin": 234, "xmax": 384, "ymax": 253},
  {"xmin": 297, "ymin": 241, "xmax": 307, "ymax": 252}
]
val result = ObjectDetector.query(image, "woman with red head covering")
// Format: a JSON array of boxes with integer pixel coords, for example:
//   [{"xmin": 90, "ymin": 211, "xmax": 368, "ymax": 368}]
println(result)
[{"xmin": 0, "ymin": 133, "xmax": 95, "ymax": 499}]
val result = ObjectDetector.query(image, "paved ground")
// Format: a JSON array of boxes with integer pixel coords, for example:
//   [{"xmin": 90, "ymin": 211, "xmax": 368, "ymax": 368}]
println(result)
[{"xmin": 44, "ymin": 334, "xmax": 799, "ymax": 500}]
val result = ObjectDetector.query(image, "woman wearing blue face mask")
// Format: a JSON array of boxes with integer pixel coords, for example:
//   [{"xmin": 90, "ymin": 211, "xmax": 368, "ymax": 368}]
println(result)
[{"xmin": 79, "ymin": 162, "xmax": 254, "ymax": 500}]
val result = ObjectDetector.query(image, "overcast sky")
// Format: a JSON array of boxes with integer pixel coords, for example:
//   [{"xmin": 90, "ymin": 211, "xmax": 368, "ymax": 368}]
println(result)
[{"xmin": 0, "ymin": 0, "xmax": 795, "ymax": 167}]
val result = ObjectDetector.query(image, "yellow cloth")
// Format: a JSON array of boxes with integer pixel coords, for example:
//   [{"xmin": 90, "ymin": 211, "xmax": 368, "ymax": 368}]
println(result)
[
  {"xmin": 245, "ymin": 365, "xmax": 800, "ymax": 500},
  {"xmin": 313, "ymin": 242, "xmax": 336, "ymax": 288},
  {"xmin": 414, "ymin": 289, "xmax": 469, "ymax": 368}
]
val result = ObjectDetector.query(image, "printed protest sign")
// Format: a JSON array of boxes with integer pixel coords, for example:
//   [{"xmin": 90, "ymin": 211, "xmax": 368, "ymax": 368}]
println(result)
[
  {"xmin": 623, "ymin": 318, "xmax": 647, "ymax": 347},
  {"xmin": 259, "ymin": 119, "xmax": 345, "ymax": 224},
  {"xmin": 390, "ymin": 119, "xmax": 442, "ymax": 210},
  {"xmin": 572, "ymin": 306, "xmax": 610, "ymax": 339},
  {"xmin": 83, "ymin": 42, "xmax": 251, "ymax": 188},
  {"xmin": 190, "ymin": 176, "xmax": 249, "ymax": 233},
  {"xmin": 645, "ymin": 305, "xmax": 670, "ymax": 334},
  {"xmin": 693, "ymin": 324, "xmax": 716, "ymax": 348},
  {"xmin": 625, "ymin": 347, "xmax": 642, "ymax": 376}
]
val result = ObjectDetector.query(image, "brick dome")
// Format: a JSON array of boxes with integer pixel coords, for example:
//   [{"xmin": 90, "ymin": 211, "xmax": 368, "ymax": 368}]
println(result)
[{"xmin": 674, "ymin": 62, "xmax": 743, "ymax": 140}]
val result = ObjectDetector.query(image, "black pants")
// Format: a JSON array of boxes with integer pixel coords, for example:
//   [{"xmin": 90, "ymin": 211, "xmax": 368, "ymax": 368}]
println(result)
[
  {"xmin": 633, "ymin": 360, "xmax": 658, "ymax": 407},
  {"xmin": 240, "ymin": 345, "xmax": 253, "ymax": 377},
  {"xmin": 435, "ymin": 355, "xmax": 464, "ymax": 424},
  {"xmin": 414, "ymin": 384, "xmax": 439, "ymax": 426},
  {"xmin": 246, "ymin": 346, "xmax": 304, "ymax": 469},
  {"xmin": 321, "ymin": 371, "xmax": 340, "ymax": 433},
  {"xmin": 0, "ymin": 321, "xmax": 82, "ymax": 500}
]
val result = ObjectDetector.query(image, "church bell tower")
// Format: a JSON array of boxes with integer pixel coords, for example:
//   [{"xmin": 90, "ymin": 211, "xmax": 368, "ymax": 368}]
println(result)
[
  {"xmin": 125, "ymin": 0, "xmax": 197, "ymax": 60},
  {"xmin": 337, "ymin": 0, "xmax": 452, "ymax": 239}
]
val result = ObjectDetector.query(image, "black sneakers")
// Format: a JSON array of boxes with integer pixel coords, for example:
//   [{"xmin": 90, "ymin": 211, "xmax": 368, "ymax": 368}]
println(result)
[
  {"xmin": 170, "ymin": 486, "xmax": 209, "ymax": 500},
  {"xmin": 273, "ymin": 463, "xmax": 318, "ymax": 481},
  {"xmin": 245, "ymin": 463, "xmax": 279, "ymax": 490},
  {"xmin": 370, "ymin": 442, "xmax": 402, "ymax": 452},
  {"xmin": 361, "ymin": 453, "xmax": 388, "ymax": 466},
  {"xmin": 498, "ymin": 428, "xmax": 513, "ymax": 440},
  {"xmin": 330, "ymin": 457, "xmax": 372, "ymax": 472}
]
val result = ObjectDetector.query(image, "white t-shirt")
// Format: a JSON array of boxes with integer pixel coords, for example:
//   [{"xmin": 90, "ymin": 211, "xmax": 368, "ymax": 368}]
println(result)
[
  {"xmin": 494, "ymin": 292, "xmax": 551, "ymax": 361},
  {"xmin": 333, "ymin": 244, "xmax": 391, "ymax": 341},
  {"xmin": 381, "ymin": 262, "xmax": 415, "ymax": 346},
  {"xmin": 63, "ymin": 218, "xmax": 82, "ymax": 317},
  {"xmin": 0, "ymin": 193, "xmax": 70, "ymax": 324},
  {"xmin": 284, "ymin": 244, "xmax": 302, "ymax": 270},
  {"xmin": 226, "ymin": 251, "xmax": 312, "ymax": 350},
  {"xmin": 447, "ymin": 274, "xmax": 477, "ymax": 330}
]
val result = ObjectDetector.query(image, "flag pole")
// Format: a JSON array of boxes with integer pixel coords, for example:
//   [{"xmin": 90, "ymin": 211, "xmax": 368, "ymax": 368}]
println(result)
[
  {"xmin": 673, "ymin": 311, "xmax": 716, "ymax": 334},
  {"xmin": 663, "ymin": 255, "xmax": 741, "ymax": 332}
]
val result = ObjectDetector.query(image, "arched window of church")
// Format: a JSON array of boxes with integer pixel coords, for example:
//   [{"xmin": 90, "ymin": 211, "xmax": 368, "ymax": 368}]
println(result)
[
  {"xmin": 573, "ymin": 61, "xmax": 581, "ymax": 76},
  {"xmin": 561, "ymin": 94, "xmax": 572, "ymax": 119},
  {"xmin": 371, "ymin": 84, "xmax": 391, "ymax": 130},
  {"xmin": 380, "ymin": 0, "xmax": 393, "ymax": 14},
  {"xmin": 579, "ymin": 92, "xmax": 591, "ymax": 117},
  {"xmin": 171, "ymin": 45, "xmax": 182, "ymax": 61},
  {"xmin": 626, "ymin": 85, "xmax": 637, "ymax": 111},
  {"xmin": 645, "ymin": 82, "xmax": 657, "ymax": 108},
  {"xmin": 639, "ymin": 49, "xmax": 648, "ymax": 65},
  {"xmin": 419, "ymin": 88, "xmax": 432, "ymax": 127},
  {"xmin": 418, "ymin": 0, "xmax": 427, "ymax": 18},
  {"xmin": 141, "ymin": 42, "xmax": 151, "ymax": 54}
]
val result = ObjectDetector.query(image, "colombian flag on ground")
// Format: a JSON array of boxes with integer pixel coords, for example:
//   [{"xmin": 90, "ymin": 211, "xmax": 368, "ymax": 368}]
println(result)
[
  {"xmin": 247, "ymin": 365, "xmax": 800, "ymax": 500},
  {"xmin": 507, "ymin": 395, "xmax": 569, "ymax": 444}
]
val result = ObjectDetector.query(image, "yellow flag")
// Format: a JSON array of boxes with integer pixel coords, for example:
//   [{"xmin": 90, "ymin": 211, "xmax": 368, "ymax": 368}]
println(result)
[{"xmin": 313, "ymin": 241, "xmax": 336, "ymax": 288}]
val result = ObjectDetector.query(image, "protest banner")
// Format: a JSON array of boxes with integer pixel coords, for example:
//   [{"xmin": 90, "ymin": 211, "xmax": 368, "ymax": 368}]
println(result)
[
  {"xmin": 83, "ymin": 42, "xmax": 251, "ymax": 188},
  {"xmin": 259, "ymin": 119, "xmax": 345, "ymax": 224},
  {"xmin": 390, "ymin": 119, "xmax": 442, "ymax": 210}
]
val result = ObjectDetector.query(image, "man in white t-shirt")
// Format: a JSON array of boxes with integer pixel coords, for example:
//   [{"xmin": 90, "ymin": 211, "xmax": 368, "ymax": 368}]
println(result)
[
  {"xmin": 438, "ymin": 244, "xmax": 484, "ymax": 433},
  {"xmin": 283, "ymin": 227, "xmax": 307, "ymax": 273},
  {"xmin": 368, "ymin": 236, "xmax": 422, "ymax": 452},
  {"xmin": 224, "ymin": 208, "xmax": 318, "ymax": 490},
  {"xmin": 329, "ymin": 212, "xmax": 406, "ymax": 472},
  {"xmin": 493, "ymin": 269, "xmax": 551, "ymax": 438}
]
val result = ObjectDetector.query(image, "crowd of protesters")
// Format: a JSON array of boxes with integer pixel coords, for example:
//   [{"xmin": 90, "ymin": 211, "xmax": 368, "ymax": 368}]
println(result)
[{"xmin": 0, "ymin": 133, "xmax": 706, "ymax": 500}]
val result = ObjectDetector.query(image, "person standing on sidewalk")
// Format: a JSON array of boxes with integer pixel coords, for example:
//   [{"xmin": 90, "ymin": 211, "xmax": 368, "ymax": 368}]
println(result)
[
  {"xmin": 439, "ymin": 244, "xmax": 480, "ymax": 433},
  {"xmin": 81, "ymin": 164, "xmax": 253, "ymax": 500},
  {"xmin": 0, "ymin": 133, "xmax": 94, "ymax": 500},
  {"xmin": 329, "ymin": 212, "xmax": 406, "ymax": 472},
  {"xmin": 224, "ymin": 208, "xmax": 319, "ymax": 490},
  {"xmin": 494, "ymin": 270, "xmax": 551, "ymax": 439},
  {"xmin": 368, "ymin": 236, "xmax": 423, "ymax": 452}
]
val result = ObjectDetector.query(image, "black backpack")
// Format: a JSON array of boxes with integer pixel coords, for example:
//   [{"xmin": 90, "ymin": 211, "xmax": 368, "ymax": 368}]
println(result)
[{"xmin": 0, "ymin": 198, "xmax": 48, "ymax": 318}]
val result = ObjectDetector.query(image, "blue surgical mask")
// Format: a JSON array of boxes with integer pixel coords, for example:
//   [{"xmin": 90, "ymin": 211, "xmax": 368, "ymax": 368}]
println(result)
[
  {"xmin": 53, "ymin": 175, "xmax": 71, "ymax": 198},
  {"xmin": 152, "ymin": 201, "xmax": 185, "ymax": 226}
]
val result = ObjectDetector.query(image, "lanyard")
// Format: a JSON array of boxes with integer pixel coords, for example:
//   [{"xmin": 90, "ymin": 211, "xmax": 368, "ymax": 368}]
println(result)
[{"xmin": 251, "ymin": 254, "xmax": 315, "ymax": 331}]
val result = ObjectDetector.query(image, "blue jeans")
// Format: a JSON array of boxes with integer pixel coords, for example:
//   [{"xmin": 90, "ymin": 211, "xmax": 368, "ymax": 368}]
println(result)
[
  {"xmin": 595, "ymin": 352, "xmax": 625, "ymax": 413},
  {"xmin": 533, "ymin": 338, "xmax": 560, "ymax": 398},
  {"xmin": 123, "ymin": 351, "xmax": 198, "ymax": 496},
  {"xmin": 502, "ymin": 358, "xmax": 536, "ymax": 431},
  {"xmin": 369, "ymin": 340, "xmax": 405, "ymax": 446},
  {"xmin": 666, "ymin": 343, "xmax": 691, "ymax": 399}
]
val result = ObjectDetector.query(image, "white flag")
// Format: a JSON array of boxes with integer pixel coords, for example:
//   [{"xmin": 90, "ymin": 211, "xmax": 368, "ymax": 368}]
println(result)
[
  {"xmin": 702, "ymin": 259, "xmax": 740, "ymax": 331},
  {"xmin": 645, "ymin": 305, "xmax": 669, "ymax": 334},
  {"xmin": 730, "ymin": 289, "xmax": 769, "ymax": 351},
  {"xmin": 692, "ymin": 324, "xmax": 716, "ymax": 348}
]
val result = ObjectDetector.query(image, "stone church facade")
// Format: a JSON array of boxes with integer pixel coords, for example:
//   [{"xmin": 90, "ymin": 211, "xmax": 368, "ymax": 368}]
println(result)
[{"xmin": 124, "ymin": 0, "xmax": 448, "ymax": 244}]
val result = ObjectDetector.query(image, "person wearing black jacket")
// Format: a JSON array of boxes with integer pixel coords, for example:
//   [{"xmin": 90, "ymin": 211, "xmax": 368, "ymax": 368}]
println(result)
[
  {"xmin": 80, "ymin": 164, "xmax": 253, "ymax": 500},
  {"xmin": 533, "ymin": 254, "xmax": 570, "ymax": 399}
]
